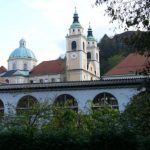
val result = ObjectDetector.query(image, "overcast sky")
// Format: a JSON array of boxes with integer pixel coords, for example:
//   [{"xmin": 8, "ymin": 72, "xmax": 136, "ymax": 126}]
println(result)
[{"xmin": 0, "ymin": 0, "xmax": 123, "ymax": 68}]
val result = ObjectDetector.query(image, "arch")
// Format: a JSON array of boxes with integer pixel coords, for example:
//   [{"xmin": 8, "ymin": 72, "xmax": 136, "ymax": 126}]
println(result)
[
  {"xmin": 16, "ymin": 95, "xmax": 38, "ymax": 114},
  {"xmin": 92, "ymin": 92, "xmax": 119, "ymax": 110},
  {"xmin": 54, "ymin": 94, "xmax": 78, "ymax": 111},
  {"xmin": 0, "ymin": 99, "xmax": 4, "ymax": 116},
  {"xmin": 87, "ymin": 52, "xmax": 91, "ymax": 60},
  {"xmin": 71, "ymin": 41, "xmax": 77, "ymax": 50}
]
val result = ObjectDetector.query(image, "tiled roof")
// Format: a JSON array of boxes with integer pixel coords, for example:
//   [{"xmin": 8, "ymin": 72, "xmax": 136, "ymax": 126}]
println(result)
[
  {"xmin": 105, "ymin": 53, "xmax": 150, "ymax": 76},
  {"xmin": 30, "ymin": 59, "xmax": 65, "ymax": 76},
  {"xmin": 0, "ymin": 78, "xmax": 145, "ymax": 91},
  {"xmin": 0, "ymin": 66, "xmax": 7, "ymax": 74}
]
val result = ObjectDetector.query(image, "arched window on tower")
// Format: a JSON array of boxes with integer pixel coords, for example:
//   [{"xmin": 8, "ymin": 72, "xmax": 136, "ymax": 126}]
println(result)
[
  {"xmin": 83, "ymin": 42, "xmax": 85, "ymax": 51},
  {"xmin": 96, "ymin": 53, "xmax": 99, "ymax": 61},
  {"xmin": 71, "ymin": 41, "xmax": 77, "ymax": 50},
  {"xmin": 24, "ymin": 63, "xmax": 28, "ymax": 70},
  {"xmin": 87, "ymin": 52, "xmax": 91, "ymax": 60}
]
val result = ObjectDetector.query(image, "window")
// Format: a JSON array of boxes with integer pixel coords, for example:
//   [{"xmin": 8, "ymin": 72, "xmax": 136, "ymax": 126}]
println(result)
[
  {"xmin": 24, "ymin": 63, "xmax": 27, "ymax": 70},
  {"xmin": 78, "ymin": 29, "xmax": 80, "ymax": 32},
  {"xmin": 16, "ymin": 95, "xmax": 38, "ymax": 114},
  {"xmin": 51, "ymin": 78, "xmax": 55, "ymax": 82},
  {"xmin": 13, "ymin": 63, "xmax": 16, "ymax": 70},
  {"xmin": 96, "ymin": 53, "xmax": 98, "ymax": 61},
  {"xmin": 5, "ymin": 79, "xmax": 9, "ymax": 83},
  {"xmin": 54, "ymin": 94, "xmax": 78, "ymax": 111},
  {"xmin": 30, "ymin": 80, "xmax": 33, "ymax": 83},
  {"xmin": 92, "ymin": 92, "xmax": 119, "ymax": 111},
  {"xmin": 71, "ymin": 41, "xmax": 77, "ymax": 50},
  {"xmin": 73, "ymin": 29, "xmax": 75, "ymax": 32},
  {"xmin": 87, "ymin": 52, "xmax": 91, "ymax": 59},
  {"xmin": 83, "ymin": 42, "xmax": 85, "ymax": 51},
  {"xmin": 39, "ymin": 79, "xmax": 43, "ymax": 83}
]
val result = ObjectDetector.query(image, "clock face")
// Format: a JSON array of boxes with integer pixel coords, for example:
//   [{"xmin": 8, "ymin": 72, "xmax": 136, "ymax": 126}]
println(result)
[{"xmin": 71, "ymin": 53, "xmax": 77, "ymax": 59}]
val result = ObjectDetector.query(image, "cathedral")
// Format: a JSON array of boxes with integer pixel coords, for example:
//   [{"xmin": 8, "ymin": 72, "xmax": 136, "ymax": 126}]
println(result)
[{"xmin": 0, "ymin": 9, "xmax": 100, "ymax": 84}]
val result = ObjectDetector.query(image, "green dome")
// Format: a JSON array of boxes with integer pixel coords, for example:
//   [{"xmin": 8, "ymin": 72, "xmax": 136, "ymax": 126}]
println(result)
[
  {"xmin": 70, "ymin": 22, "xmax": 82, "ymax": 28},
  {"xmin": 9, "ymin": 39, "xmax": 37, "ymax": 60}
]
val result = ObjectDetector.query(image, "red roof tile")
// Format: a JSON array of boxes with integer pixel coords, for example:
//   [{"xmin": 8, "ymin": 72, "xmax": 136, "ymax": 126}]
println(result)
[
  {"xmin": 30, "ymin": 59, "xmax": 65, "ymax": 76},
  {"xmin": 105, "ymin": 53, "xmax": 150, "ymax": 76},
  {"xmin": 0, "ymin": 66, "xmax": 7, "ymax": 74}
]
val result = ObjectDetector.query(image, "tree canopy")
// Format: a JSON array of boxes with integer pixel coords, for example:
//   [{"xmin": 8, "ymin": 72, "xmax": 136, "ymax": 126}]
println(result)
[{"xmin": 95, "ymin": 0, "xmax": 150, "ymax": 31}]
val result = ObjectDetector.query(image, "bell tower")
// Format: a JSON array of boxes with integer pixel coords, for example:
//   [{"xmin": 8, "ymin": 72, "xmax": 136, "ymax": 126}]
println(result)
[
  {"xmin": 66, "ymin": 8, "xmax": 87, "ymax": 81},
  {"xmin": 87, "ymin": 24, "xmax": 100, "ymax": 79}
]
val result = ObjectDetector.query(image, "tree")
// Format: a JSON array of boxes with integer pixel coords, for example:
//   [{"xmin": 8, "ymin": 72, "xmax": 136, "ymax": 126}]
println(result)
[
  {"xmin": 123, "ymin": 92, "xmax": 150, "ymax": 136},
  {"xmin": 95, "ymin": 0, "xmax": 150, "ymax": 54},
  {"xmin": 95, "ymin": 0, "xmax": 150, "ymax": 31}
]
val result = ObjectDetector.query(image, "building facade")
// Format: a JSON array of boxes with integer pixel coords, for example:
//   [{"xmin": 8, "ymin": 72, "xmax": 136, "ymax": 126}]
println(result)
[{"xmin": 0, "ymin": 9, "xmax": 100, "ymax": 84}]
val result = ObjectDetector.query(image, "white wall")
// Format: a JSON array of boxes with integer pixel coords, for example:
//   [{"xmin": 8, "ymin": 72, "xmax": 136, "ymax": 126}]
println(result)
[{"xmin": 0, "ymin": 86, "xmax": 142, "ymax": 114}]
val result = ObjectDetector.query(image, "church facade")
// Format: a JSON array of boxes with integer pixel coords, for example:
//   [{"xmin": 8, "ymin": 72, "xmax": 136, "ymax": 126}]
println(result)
[{"xmin": 0, "ymin": 9, "xmax": 100, "ymax": 84}]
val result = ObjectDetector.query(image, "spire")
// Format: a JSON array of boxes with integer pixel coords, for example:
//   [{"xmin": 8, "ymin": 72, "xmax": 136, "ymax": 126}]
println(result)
[
  {"xmin": 70, "ymin": 8, "xmax": 82, "ymax": 29},
  {"xmin": 87, "ymin": 22, "xmax": 93, "ymax": 37},
  {"xmin": 19, "ymin": 39, "xmax": 26, "ymax": 48},
  {"xmin": 87, "ymin": 23, "xmax": 95, "ymax": 41},
  {"xmin": 73, "ymin": 7, "xmax": 79, "ymax": 23}
]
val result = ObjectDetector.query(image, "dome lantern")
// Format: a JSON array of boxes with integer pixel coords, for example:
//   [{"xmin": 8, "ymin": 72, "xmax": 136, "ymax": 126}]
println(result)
[{"xmin": 19, "ymin": 39, "xmax": 26, "ymax": 48}]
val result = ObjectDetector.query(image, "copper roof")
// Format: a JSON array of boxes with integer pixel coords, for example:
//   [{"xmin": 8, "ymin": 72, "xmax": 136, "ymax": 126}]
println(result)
[
  {"xmin": 106, "ymin": 53, "xmax": 150, "ymax": 76},
  {"xmin": 30, "ymin": 60, "xmax": 65, "ymax": 76}
]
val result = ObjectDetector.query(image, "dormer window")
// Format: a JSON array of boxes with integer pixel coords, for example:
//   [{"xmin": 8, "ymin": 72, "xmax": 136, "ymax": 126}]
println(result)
[{"xmin": 71, "ymin": 41, "xmax": 77, "ymax": 50}]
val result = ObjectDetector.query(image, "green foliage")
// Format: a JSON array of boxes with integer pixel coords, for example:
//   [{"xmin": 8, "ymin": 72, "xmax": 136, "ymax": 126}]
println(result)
[
  {"xmin": 96, "ymin": 0, "xmax": 150, "ymax": 56},
  {"xmin": 95, "ymin": 0, "xmax": 150, "ymax": 31},
  {"xmin": 108, "ymin": 54, "xmax": 124, "ymax": 69},
  {"xmin": 98, "ymin": 32, "xmax": 134, "ymax": 74},
  {"xmin": 123, "ymin": 92, "xmax": 150, "ymax": 136},
  {"xmin": 0, "ymin": 99, "xmax": 149, "ymax": 150}
]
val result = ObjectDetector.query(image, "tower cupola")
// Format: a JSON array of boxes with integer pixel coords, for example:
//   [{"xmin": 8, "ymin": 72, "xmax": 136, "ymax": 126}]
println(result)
[
  {"xmin": 70, "ymin": 7, "xmax": 82, "ymax": 29},
  {"xmin": 19, "ymin": 39, "xmax": 26, "ymax": 48},
  {"xmin": 87, "ymin": 23, "xmax": 96, "ymax": 41}
]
